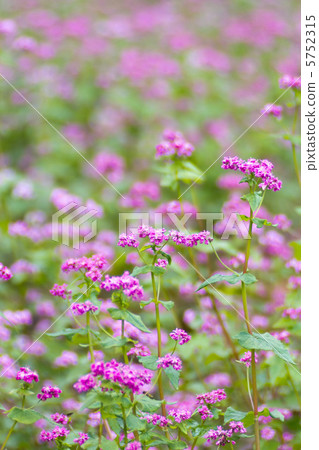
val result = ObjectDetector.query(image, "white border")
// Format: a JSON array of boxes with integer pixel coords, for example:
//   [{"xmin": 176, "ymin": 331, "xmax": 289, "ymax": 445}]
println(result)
[{"xmin": 301, "ymin": 0, "xmax": 319, "ymax": 446}]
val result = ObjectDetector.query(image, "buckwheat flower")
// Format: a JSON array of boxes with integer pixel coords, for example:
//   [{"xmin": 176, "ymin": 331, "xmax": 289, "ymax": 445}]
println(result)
[
  {"xmin": 16, "ymin": 367, "xmax": 39, "ymax": 384},
  {"xmin": 37, "ymin": 385, "xmax": 62, "ymax": 401},
  {"xmin": 40, "ymin": 426, "xmax": 69, "ymax": 442},
  {"xmin": 73, "ymin": 374, "xmax": 96, "ymax": 393},
  {"xmin": 87, "ymin": 411, "xmax": 101, "ymax": 427},
  {"xmin": 126, "ymin": 442, "xmax": 142, "ymax": 450},
  {"xmin": 221, "ymin": 157, "xmax": 282, "ymax": 192},
  {"xmin": 0, "ymin": 263, "xmax": 12, "ymax": 281},
  {"xmin": 168, "ymin": 409, "xmax": 191, "ymax": 423},
  {"xmin": 205, "ymin": 426, "xmax": 235, "ymax": 446},
  {"xmin": 127, "ymin": 343, "xmax": 151, "ymax": 357},
  {"xmin": 271, "ymin": 330, "xmax": 290, "ymax": 344},
  {"xmin": 74, "ymin": 432, "xmax": 89, "ymax": 445},
  {"xmin": 198, "ymin": 405, "xmax": 214, "ymax": 420},
  {"xmin": 100, "ymin": 271, "xmax": 144, "ymax": 301},
  {"xmin": 273, "ymin": 214, "xmax": 292, "ymax": 230},
  {"xmin": 288, "ymin": 275, "xmax": 301, "ymax": 288},
  {"xmin": 157, "ymin": 354, "xmax": 182, "ymax": 371},
  {"xmin": 99, "ymin": 360, "xmax": 153, "ymax": 394},
  {"xmin": 240, "ymin": 351, "xmax": 259, "ymax": 367},
  {"xmin": 169, "ymin": 328, "xmax": 191, "ymax": 345},
  {"xmin": 54, "ymin": 351, "xmax": 78, "ymax": 368},
  {"xmin": 283, "ymin": 432, "xmax": 293, "ymax": 442},
  {"xmin": 154, "ymin": 258, "xmax": 168, "ymax": 269},
  {"xmin": 261, "ymin": 426, "xmax": 276, "ymax": 440},
  {"xmin": 71, "ymin": 301, "xmax": 98, "ymax": 315},
  {"xmin": 286, "ymin": 258, "xmax": 301, "ymax": 273},
  {"xmin": 196, "ymin": 389, "xmax": 227, "ymax": 405},
  {"xmin": 261, "ymin": 103, "xmax": 282, "ymax": 118},
  {"xmin": 144, "ymin": 414, "xmax": 172, "ymax": 427},
  {"xmin": 229, "ymin": 421, "xmax": 246, "ymax": 434},
  {"xmin": 282, "ymin": 308, "xmax": 301, "ymax": 320},
  {"xmin": 51, "ymin": 413, "xmax": 69, "ymax": 425},
  {"xmin": 279, "ymin": 75, "xmax": 301, "ymax": 90},
  {"xmin": 118, "ymin": 233, "xmax": 140, "ymax": 248},
  {"xmin": 50, "ymin": 283, "xmax": 71, "ymax": 299}
]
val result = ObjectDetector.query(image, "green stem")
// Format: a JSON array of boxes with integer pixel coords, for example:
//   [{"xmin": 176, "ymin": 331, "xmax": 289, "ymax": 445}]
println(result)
[
  {"xmin": 1, "ymin": 396, "xmax": 26, "ymax": 450},
  {"xmin": 241, "ymin": 207, "xmax": 260, "ymax": 450},
  {"xmin": 1, "ymin": 421, "xmax": 17, "ymax": 450},
  {"xmin": 210, "ymin": 242, "xmax": 239, "ymax": 275},
  {"xmin": 121, "ymin": 404, "xmax": 128, "ymax": 445},
  {"xmin": 121, "ymin": 320, "xmax": 129, "ymax": 364},
  {"xmin": 151, "ymin": 272, "xmax": 167, "ymax": 419},
  {"xmin": 86, "ymin": 313, "xmax": 95, "ymax": 363},
  {"xmin": 191, "ymin": 437, "xmax": 198, "ymax": 450}
]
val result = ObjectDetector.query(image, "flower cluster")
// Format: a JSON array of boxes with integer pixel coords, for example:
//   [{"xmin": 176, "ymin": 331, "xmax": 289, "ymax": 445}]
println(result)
[
  {"xmin": 51, "ymin": 413, "xmax": 69, "ymax": 425},
  {"xmin": 74, "ymin": 432, "xmax": 89, "ymax": 445},
  {"xmin": 282, "ymin": 307, "xmax": 301, "ymax": 320},
  {"xmin": 118, "ymin": 226, "xmax": 212, "ymax": 249},
  {"xmin": 279, "ymin": 75, "xmax": 301, "ymax": 90},
  {"xmin": 169, "ymin": 328, "xmax": 191, "ymax": 345},
  {"xmin": 0, "ymin": 263, "xmax": 12, "ymax": 281},
  {"xmin": 155, "ymin": 130, "xmax": 194, "ymax": 158},
  {"xmin": 196, "ymin": 389, "xmax": 227, "ymax": 405},
  {"xmin": 61, "ymin": 254, "xmax": 109, "ymax": 282},
  {"xmin": 126, "ymin": 442, "xmax": 142, "ymax": 450},
  {"xmin": 168, "ymin": 409, "xmax": 192, "ymax": 423},
  {"xmin": 127, "ymin": 343, "xmax": 151, "ymax": 357},
  {"xmin": 16, "ymin": 367, "xmax": 39, "ymax": 384},
  {"xmin": 100, "ymin": 271, "xmax": 144, "ymax": 301},
  {"xmin": 144, "ymin": 414, "xmax": 172, "ymax": 427},
  {"xmin": 154, "ymin": 259, "xmax": 168, "ymax": 269},
  {"xmin": 157, "ymin": 354, "xmax": 182, "ymax": 371},
  {"xmin": 91, "ymin": 360, "xmax": 153, "ymax": 394},
  {"xmin": 50, "ymin": 283, "xmax": 71, "ymax": 299},
  {"xmin": 118, "ymin": 233, "xmax": 140, "ymax": 248},
  {"xmin": 198, "ymin": 405, "xmax": 214, "ymax": 420},
  {"xmin": 73, "ymin": 374, "xmax": 96, "ymax": 393},
  {"xmin": 71, "ymin": 301, "xmax": 99, "ymax": 315},
  {"xmin": 205, "ymin": 422, "xmax": 246, "ymax": 446},
  {"xmin": 261, "ymin": 104, "xmax": 282, "ymax": 118},
  {"xmin": 221, "ymin": 157, "xmax": 282, "ymax": 191},
  {"xmin": 37, "ymin": 385, "xmax": 62, "ymax": 401},
  {"xmin": 240, "ymin": 351, "xmax": 259, "ymax": 368},
  {"xmin": 40, "ymin": 426, "xmax": 70, "ymax": 442}
]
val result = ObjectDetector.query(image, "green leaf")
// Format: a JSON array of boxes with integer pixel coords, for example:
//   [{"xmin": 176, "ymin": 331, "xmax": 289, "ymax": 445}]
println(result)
[
  {"xmin": 7, "ymin": 407, "xmax": 43, "ymax": 424},
  {"xmin": 47, "ymin": 328, "xmax": 87, "ymax": 339},
  {"xmin": 135, "ymin": 395, "xmax": 162, "ymax": 412},
  {"xmin": 158, "ymin": 250, "xmax": 172, "ymax": 265},
  {"xmin": 108, "ymin": 308, "xmax": 151, "ymax": 333},
  {"xmin": 241, "ymin": 192, "xmax": 263, "ymax": 212},
  {"xmin": 140, "ymin": 298, "xmax": 153, "ymax": 307},
  {"xmin": 224, "ymin": 407, "xmax": 248, "ymax": 424},
  {"xmin": 131, "ymin": 265, "xmax": 165, "ymax": 276},
  {"xmin": 138, "ymin": 355, "xmax": 159, "ymax": 370},
  {"xmin": 159, "ymin": 300, "xmax": 175, "ymax": 311},
  {"xmin": 238, "ymin": 215, "xmax": 277, "ymax": 229},
  {"xmin": 269, "ymin": 409, "xmax": 285, "ymax": 422},
  {"xmin": 92, "ymin": 337, "xmax": 130, "ymax": 349},
  {"xmin": 164, "ymin": 366, "xmax": 180, "ymax": 390},
  {"xmin": 82, "ymin": 437, "xmax": 118, "ymax": 450},
  {"xmin": 234, "ymin": 331, "xmax": 295, "ymax": 364},
  {"xmin": 196, "ymin": 272, "xmax": 257, "ymax": 290},
  {"xmin": 126, "ymin": 414, "xmax": 145, "ymax": 431}
]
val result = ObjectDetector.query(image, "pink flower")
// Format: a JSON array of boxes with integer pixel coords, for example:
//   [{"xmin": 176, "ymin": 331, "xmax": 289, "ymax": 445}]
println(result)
[
  {"xmin": 74, "ymin": 432, "xmax": 89, "ymax": 445},
  {"xmin": 169, "ymin": 328, "xmax": 191, "ymax": 345},
  {"xmin": 240, "ymin": 351, "xmax": 259, "ymax": 368},
  {"xmin": 0, "ymin": 263, "xmax": 12, "ymax": 281},
  {"xmin": 196, "ymin": 389, "xmax": 227, "ymax": 405},
  {"xmin": 50, "ymin": 284, "xmax": 71, "ymax": 299},
  {"xmin": 37, "ymin": 385, "xmax": 62, "ymax": 401},
  {"xmin": 157, "ymin": 354, "xmax": 182, "ymax": 371},
  {"xmin": 16, "ymin": 367, "xmax": 39, "ymax": 384}
]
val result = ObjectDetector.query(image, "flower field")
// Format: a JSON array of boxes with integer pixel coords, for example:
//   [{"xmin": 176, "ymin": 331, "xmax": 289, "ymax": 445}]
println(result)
[{"xmin": 0, "ymin": 0, "xmax": 301, "ymax": 449}]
